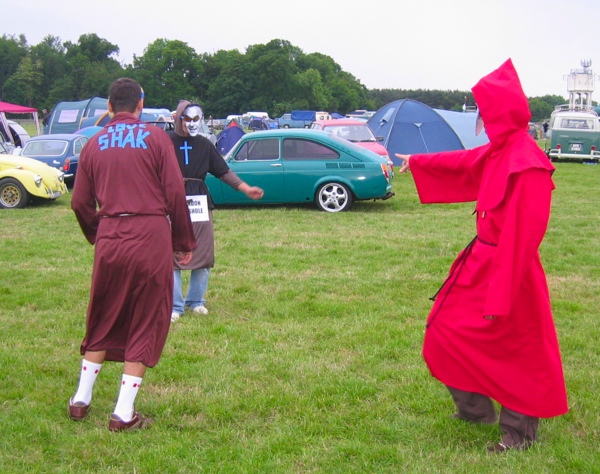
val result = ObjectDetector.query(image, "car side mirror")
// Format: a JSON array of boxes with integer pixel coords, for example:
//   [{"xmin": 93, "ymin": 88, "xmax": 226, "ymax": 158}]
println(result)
[{"xmin": 376, "ymin": 136, "xmax": 384, "ymax": 142}]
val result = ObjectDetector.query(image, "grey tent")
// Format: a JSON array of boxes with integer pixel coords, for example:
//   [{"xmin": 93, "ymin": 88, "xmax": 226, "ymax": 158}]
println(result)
[
  {"xmin": 45, "ymin": 97, "xmax": 108, "ymax": 134},
  {"xmin": 434, "ymin": 109, "xmax": 489, "ymax": 150},
  {"xmin": 368, "ymin": 99, "xmax": 488, "ymax": 165}
]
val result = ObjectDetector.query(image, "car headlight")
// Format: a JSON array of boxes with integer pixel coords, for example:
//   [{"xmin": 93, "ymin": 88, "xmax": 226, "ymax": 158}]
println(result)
[
  {"xmin": 57, "ymin": 171, "xmax": 65, "ymax": 183},
  {"xmin": 34, "ymin": 174, "xmax": 43, "ymax": 187}
]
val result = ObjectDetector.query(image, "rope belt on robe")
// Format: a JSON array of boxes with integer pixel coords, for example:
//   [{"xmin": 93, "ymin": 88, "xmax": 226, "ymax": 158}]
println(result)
[
  {"xmin": 101, "ymin": 213, "xmax": 164, "ymax": 218},
  {"xmin": 426, "ymin": 235, "xmax": 497, "ymax": 328}
]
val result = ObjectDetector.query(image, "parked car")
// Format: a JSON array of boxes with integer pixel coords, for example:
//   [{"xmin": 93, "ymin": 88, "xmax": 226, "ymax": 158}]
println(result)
[
  {"xmin": 0, "ymin": 138, "xmax": 68, "ymax": 209},
  {"xmin": 205, "ymin": 129, "xmax": 394, "ymax": 212},
  {"xmin": 18, "ymin": 133, "xmax": 88, "ymax": 183},
  {"xmin": 310, "ymin": 119, "xmax": 393, "ymax": 170}
]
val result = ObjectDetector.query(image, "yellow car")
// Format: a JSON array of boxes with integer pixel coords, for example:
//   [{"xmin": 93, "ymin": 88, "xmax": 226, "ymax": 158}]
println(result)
[{"xmin": 0, "ymin": 143, "xmax": 68, "ymax": 209}]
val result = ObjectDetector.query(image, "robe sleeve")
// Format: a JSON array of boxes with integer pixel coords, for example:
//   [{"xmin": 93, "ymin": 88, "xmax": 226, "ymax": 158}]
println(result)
[
  {"xmin": 411, "ymin": 146, "xmax": 488, "ymax": 204},
  {"xmin": 483, "ymin": 168, "xmax": 553, "ymax": 317},
  {"xmin": 156, "ymin": 136, "xmax": 196, "ymax": 253},
  {"xmin": 71, "ymin": 147, "xmax": 99, "ymax": 245},
  {"xmin": 219, "ymin": 170, "xmax": 243, "ymax": 190}
]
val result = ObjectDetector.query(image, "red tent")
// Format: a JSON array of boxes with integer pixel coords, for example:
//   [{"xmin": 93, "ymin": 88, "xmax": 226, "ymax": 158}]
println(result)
[
  {"xmin": 0, "ymin": 101, "xmax": 40, "ymax": 143},
  {"xmin": 0, "ymin": 101, "xmax": 37, "ymax": 114}
]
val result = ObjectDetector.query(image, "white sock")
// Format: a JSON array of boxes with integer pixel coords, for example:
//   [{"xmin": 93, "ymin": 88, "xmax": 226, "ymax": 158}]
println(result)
[
  {"xmin": 72, "ymin": 359, "xmax": 103, "ymax": 405},
  {"xmin": 113, "ymin": 374, "xmax": 143, "ymax": 422}
]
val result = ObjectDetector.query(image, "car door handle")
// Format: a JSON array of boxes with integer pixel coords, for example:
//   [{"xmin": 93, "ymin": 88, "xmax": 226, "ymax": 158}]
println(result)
[{"xmin": 270, "ymin": 163, "xmax": 282, "ymax": 167}]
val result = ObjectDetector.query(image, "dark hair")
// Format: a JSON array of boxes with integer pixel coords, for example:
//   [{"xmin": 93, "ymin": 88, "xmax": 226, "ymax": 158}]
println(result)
[{"xmin": 108, "ymin": 78, "xmax": 143, "ymax": 113}]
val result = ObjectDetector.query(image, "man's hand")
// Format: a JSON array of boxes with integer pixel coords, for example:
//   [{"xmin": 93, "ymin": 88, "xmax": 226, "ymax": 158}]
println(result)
[
  {"xmin": 175, "ymin": 251, "xmax": 193, "ymax": 265},
  {"xmin": 245, "ymin": 186, "xmax": 264, "ymax": 200},
  {"xmin": 395, "ymin": 153, "xmax": 411, "ymax": 173}
]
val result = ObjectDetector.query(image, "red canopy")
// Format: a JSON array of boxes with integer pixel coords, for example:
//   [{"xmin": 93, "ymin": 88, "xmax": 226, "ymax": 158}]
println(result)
[
  {"xmin": 0, "ymin": 101, "xmax": 40, "ymax": 143},
  {"xmin": 0, "ymin": 101, "xmax": 37, "ymax": 114}
]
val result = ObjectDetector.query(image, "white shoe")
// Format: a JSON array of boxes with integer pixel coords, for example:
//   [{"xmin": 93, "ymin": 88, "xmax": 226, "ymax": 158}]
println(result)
[
  {"xmin": 192, "ymin": 305, "xmax": 209, "ymax": 315},
  {"xmin": 171, "ymin": 312, "xmax": 181, "ymax": 323}
]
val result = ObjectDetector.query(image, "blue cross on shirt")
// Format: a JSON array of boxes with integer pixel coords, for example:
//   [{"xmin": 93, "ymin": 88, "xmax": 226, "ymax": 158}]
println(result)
[{"xmin": 180, "ymin": 141, "xmax": 192, "ymax": 165}]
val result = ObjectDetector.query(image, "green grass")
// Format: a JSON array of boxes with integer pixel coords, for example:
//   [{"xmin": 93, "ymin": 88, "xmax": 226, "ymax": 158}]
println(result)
[{"xmin": 0, "ymin": 164, "xmax": 599, "ymax": 473}]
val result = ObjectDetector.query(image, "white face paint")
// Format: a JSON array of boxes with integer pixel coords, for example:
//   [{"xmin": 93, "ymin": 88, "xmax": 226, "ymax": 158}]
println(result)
[{"xmin": 182, "ymin": 105, "xmax": 203, "ymax": 137}]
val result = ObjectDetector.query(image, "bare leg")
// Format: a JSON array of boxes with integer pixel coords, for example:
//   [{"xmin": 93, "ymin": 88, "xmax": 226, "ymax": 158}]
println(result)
[
  {"xmin": 123, "ymin": 360, "xmax": 147, "ymax": 378},
  {"xmin": 83, "ymin": 350, "xmax": 107, "ymax": 364}
]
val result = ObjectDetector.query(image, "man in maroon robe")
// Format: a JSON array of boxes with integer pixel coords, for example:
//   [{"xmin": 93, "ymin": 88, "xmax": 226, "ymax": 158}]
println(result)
[
  {"xmin": 396, "ymin": 59, "xmax": 568, "ymax": 452},
  {"xmin": 69, "ymin": 78, "xmax": 196, "ymax": 431}
]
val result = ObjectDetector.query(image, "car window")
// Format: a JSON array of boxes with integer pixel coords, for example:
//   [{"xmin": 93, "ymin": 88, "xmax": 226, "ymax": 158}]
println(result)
[
  {"xmin": 326, "ymin": 125, "xmax": 375, "ymax": 142},
  {"xmin": 234, "ymin": 138, "xmax": 279, "ymax": 161},
  {"xmin": 282, "ymin": 138, "xmax": 339, "ymax": 160},
  {"xmin": 73, "ymin": 137, "xmax": 88, "ymax": 154},
  {"xmin": 559, "ymin": 118, "xmax": 594, "ymax": 129},
  {"xmin": 23, "ymin": 140, "xmax": 68, "ymax": 157}
]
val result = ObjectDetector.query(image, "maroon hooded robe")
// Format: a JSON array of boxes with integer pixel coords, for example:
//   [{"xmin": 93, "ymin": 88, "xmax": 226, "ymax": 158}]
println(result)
[
  {"xmin": 410, "ymin": 59, "xmax": 568, "ymax": 418},
  {"xmin": 72, "ymin": 112, "xmax": 195, "ymax": 367}
]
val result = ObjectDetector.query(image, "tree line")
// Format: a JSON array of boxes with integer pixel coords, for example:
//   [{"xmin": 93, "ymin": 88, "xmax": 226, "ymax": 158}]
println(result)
[{"xmin": 1, "ymin": 33, "xmax": 566, "ymax": 122}]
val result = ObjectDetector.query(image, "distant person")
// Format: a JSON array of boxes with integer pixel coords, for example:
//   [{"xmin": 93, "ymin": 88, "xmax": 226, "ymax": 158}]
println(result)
[
  {"xmin": 40, "ymin": 108, "xmax": 49, "ymax": 126},
  {"xmin": 395, "ymin": 59, "xmax": 567, "ymax": 452},
  {"xmin": 169, "ymin": 100, "xmax": 264, "ymax": 322},
  {"xmin": 69, "ymin": 78, "xmax": 196, "ymax": 431},
  {"xmin": 543, "ymin": 121, "xmax": 549, "ymax": 135}
]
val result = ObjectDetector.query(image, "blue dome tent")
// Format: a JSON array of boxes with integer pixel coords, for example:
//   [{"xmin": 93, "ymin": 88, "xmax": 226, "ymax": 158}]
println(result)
[
  {"xmin": 216, "ymin": 125, "xmax": 245, "ymax": 155},
  {"xmin": 368, "ymin": 99, "xmax": 486, "ymax": 166}
]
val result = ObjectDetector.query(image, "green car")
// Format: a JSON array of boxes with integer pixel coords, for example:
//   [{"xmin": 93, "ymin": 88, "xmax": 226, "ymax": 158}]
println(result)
[{"xmin": 206, "ymin": 129, "xmax": 394, "ymax": 212}]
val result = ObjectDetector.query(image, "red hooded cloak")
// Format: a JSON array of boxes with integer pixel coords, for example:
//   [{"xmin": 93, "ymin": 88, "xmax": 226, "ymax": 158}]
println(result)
[{"xmin": 409, "ymin": 59, "xmax": 568, "ymax": 418}]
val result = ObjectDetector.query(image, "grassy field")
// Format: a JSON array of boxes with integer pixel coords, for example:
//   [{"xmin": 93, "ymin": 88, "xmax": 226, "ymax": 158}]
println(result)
[{"xmin": 0, "ymin": 164, "xmax": 599, "ymax": 473}]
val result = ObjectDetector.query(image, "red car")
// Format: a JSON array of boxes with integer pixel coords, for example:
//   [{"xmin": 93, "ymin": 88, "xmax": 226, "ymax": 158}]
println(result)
[{"xmin": 311, "ymin": 119, "xmax": 393, "ymax": 170}]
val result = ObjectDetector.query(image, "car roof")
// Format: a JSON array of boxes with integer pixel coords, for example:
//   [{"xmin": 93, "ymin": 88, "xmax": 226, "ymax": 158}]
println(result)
[
  {"xmin": 315, "ymin": 119, "xmax": 370, "ymax": 127},
  {"xmin": 28, "ymin": 134, "xmax": 86, "ymax": 140},
  {"xmin": 239, "ymin": 129, "xmax": 331, "ymax": 139},
  {"xmin": 232, "ymin": 129, "xmax": 387, "ymax": 163}
]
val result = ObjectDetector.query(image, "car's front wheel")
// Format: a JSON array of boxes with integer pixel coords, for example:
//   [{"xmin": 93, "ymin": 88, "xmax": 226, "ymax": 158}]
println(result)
[
  {"xmin": 0, "ymin": 178, "xmax": 29, "ymax": 209},
  {"xmin": 316, "ymin": 182, "xmax": 352, "ymax": 212}
]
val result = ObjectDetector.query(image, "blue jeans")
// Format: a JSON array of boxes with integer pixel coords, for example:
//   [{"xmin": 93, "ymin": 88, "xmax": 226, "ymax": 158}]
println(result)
[{"xmin": 173, "ymin": 268, "xmax": 210, "ymax": 314}]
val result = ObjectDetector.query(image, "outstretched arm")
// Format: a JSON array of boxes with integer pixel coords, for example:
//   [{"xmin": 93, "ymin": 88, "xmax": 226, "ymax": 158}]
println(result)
[{"xmin": 395, "ymin": 154, "xmax": 411, "ymax": 173}]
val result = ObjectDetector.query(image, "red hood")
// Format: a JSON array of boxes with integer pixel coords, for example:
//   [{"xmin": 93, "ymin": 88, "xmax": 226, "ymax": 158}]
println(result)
[
  {"xmin": 471, "ymin": 59, "xmax": 554, "ymax": 210},
  {"xmin": 472, "ymin": 58, "xmax": 531, "ymax": 146}
]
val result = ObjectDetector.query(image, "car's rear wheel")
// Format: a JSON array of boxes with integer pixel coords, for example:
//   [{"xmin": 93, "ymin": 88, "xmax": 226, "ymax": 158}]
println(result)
[
  {"xmin": 316, "ymin": 182, "xmax": 352, "ymax": 212},
  {"xmin": 0, "ymin": 178, "xmax": 29, "ymax": 209}
]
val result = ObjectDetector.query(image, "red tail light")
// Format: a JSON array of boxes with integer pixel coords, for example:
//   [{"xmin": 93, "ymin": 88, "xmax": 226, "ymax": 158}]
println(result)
[
  {"xmin": 62, "ymin": 158, "xmax": 71, "ymax": 171},
  {"xmin": 556, "ymin": 144, "xmax": 561, "ymax": 150},
  {"xmin": 592, "ymin": 145, "xmax": 596, "ymax": 151},
  {"xmin": 380, "ymin": 163, "xmax": 390, "ymax": 180}
]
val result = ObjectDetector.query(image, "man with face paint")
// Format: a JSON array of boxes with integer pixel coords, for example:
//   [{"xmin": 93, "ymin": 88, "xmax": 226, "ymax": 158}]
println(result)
[
  {"xmin": 395, "ymin": 59, "xmax": 567, "ymax": 452},
  {"xmin": 169, "ymin": 100, "xmax": 264, "ymax": 322}
]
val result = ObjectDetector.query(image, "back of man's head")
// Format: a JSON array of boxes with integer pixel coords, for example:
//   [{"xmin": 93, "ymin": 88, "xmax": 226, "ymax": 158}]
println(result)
[{"xmin": 109, "ymin": 78, "xmax": 143, "ymax": 114}]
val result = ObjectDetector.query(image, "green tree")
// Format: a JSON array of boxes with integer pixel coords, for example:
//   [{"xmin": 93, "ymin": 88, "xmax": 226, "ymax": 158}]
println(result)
[
  {"xmin": 0, "ymin": 34, "xmax": 28, "ymax": 100},
  {"xmin": 2, "ymin": 56, "xmax": 43, "ymax": 106},
  {"xmin": 199, "ymin": 49, "xmax": 253, "ymax": 117},
  {"xmin": 62, "ymin": 34, "xmax": 123, "ymax": 100},
  {"xmin": 245, "ymin": 40, "xmax": 298, "ymax": 112},
  {"xmin": 29, "ymin": 36, "xmax": 68, "ymax": 110},
  {"xmin": 295, "ymin": 68, "xmax": 328, "ymax": 111},
  {"xmin": 128, "ymin": 39, "xmax": 203, "ymax": 109},
  {"xmin": 528, "ymin": 98, "xmax": 554, "ymax": 122}
]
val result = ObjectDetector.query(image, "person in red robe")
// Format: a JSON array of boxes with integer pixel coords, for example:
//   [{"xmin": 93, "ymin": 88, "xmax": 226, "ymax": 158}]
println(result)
[
  {"xmin": 69, "ymin": 78, "xmax": 196, "ymax": 431},
  {"xmin": 396, "ymin": 59, "xmax": 568, "ymax": 452}
]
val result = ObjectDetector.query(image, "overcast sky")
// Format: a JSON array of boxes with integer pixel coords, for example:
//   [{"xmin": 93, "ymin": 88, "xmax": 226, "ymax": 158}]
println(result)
[{"xmin": 3, "ymin": 0, "xmax": 599, "ymax": 100}]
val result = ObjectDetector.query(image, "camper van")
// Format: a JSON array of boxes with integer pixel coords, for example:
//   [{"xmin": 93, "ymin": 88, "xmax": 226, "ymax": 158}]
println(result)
[
  {"xmin": 546, "ymin": 60, "xmax": 600, "ymax": 162},
  {"xmin": 546, "ymin": 107, "xmax": 600, "ymax": 162}
]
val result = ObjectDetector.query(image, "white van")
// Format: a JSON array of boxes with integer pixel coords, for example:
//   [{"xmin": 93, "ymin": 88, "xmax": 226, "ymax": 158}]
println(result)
[{"xmin": 244, "ymin": 111, "xmax": 270, "ymax": 120}]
